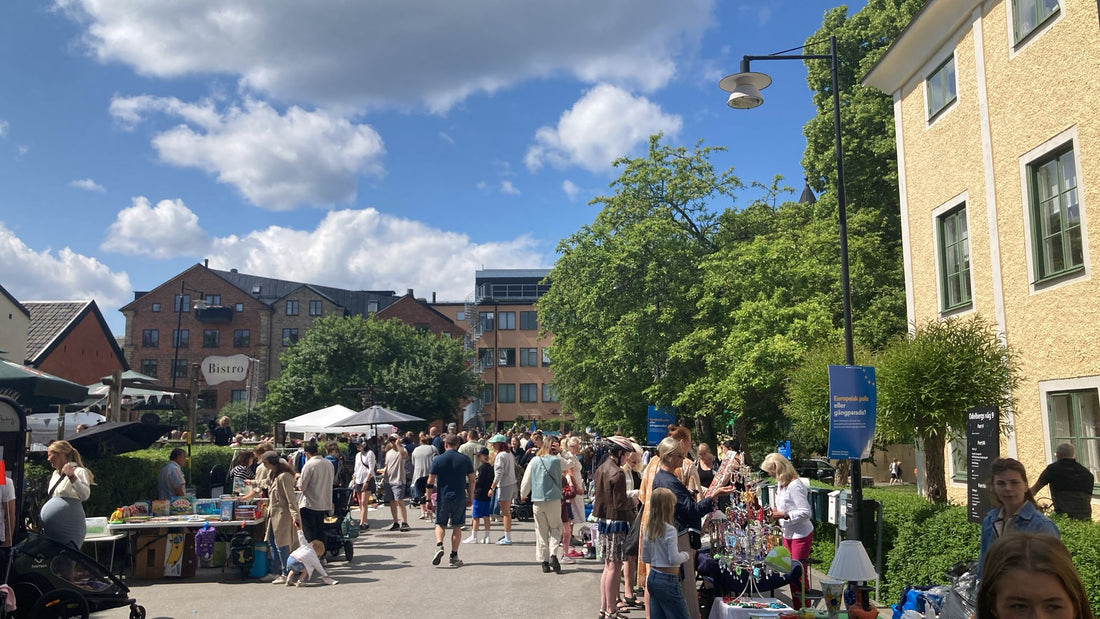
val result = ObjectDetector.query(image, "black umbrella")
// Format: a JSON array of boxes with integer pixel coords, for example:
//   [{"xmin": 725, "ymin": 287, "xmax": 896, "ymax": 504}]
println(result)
[
  {"xmin": 66, "ymin": 421, "xmax": 176, "ymax": 458},
  {"xmin": 0, "ymin": 360, "xmax": 88, "ymax": 412}
]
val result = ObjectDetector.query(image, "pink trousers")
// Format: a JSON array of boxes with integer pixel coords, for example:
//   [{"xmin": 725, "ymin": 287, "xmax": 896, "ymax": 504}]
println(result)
[{"xmin": 783, "ymin": 533, "xmax": 813, "ymax": 609}]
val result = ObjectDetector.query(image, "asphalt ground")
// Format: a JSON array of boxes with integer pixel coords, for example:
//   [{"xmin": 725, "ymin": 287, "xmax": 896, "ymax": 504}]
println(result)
[{"xmin": 94, "ymin": 505, "xmax": 604, "ymax": 618}]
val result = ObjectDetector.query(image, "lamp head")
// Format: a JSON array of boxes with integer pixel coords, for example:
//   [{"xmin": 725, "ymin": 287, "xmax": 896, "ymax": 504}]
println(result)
[{"xmin": 719, "ymin": 71, "xmax": 772, "ymax": 110}]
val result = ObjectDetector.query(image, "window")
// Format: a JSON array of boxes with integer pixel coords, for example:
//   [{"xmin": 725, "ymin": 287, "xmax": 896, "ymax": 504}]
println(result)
[
  {"xmin": 1047, "ymin": 389, "xmax": 1100, "ymax": 491},
  {"xmin": 142, "ymin": 329, "xmax": 159, "ymax": 347},
  {"xmin": 479, "ymin": 312, "xmax": 495, "ymax": 332},
  {"xmin": 173, "ymin": 329, "xmax": 189, "ymax": 348},
  {"xmin": 478, "ymin": 348, "xmax": 494, "ymax": 371},
  {"xmin": 950, "ymin": 437, "xmax": 968, "ymax": 482},
  {"xmin": 541, "ymin": 348, "xmax": 551, "ymax": 367},
  {"xmin": 367, "ymin": 301, "xmax": 379, "ymax": 313},
  {"xmin": 938, "ymin": 205, "xmax": 972, "ymax": 311},
  {"xmin": 173, "ymin": 358, "xmax": 188, "ymax": 379},
  {"xmin": 498, "ymin": 383, "xmax": 516, "ymax": 403},
  {"xmin": 174, "ymin": 294, "xmax": 190, "ymax": 313},
  {"xmin": 497, "ymin": 348, "xmax": 516, "ymax": 367},
  {"xmin": 233, "ymin": 329, "xmax": 250, "ymax": 347},
  {"xmin": 231, "ymin": 390, "xmax": 248, "ymax": 403},
  {"xmin": 456, "ymin": 311, "xmax": 465, "ymax": 321},
  {"xmin": 479, "ymin": 385, "xmax": 494, "ymax": 404},
  {"xmin": 286, "ymin": 300, "xmax": 299, "ymax": 316},
  {"xmin": 282, "ymin": 328, "xmax": 299, "ymax": 346},
  {"xmin": 1030, "ymin": 146, "xmax": 1083, "ymax": 281},
  {"xmin": 414, "ymin": 323, "xmax": 430, "ymax": 332},
  {"xmin": 520, "ymin": 383, "xmax": 538, "ymax": 403},
  {"xmin": 542, "ymin": 383, "xmax": 559, "ymax": 403},
  {"xmin": 1014, "ymin": 0, "xmax": 1060, "ymax": 43},
  {"xmin": 309, "ymin": 300, "xmax": 323, "ymax": 316},
  {"xmin": 498, "ymin": 311, "xmax": 516, "ymax": 330},
  {"xmin": 198, "ymin": 389, "xmax": 217, "ymax": 410},
  {"xmin": 927, "ymin": 55, "xmax": 956, "ymax": 120},
  {"xmin": 140, "ymin": 359, "xmax": 157, "ymax": 378},
  {"xmin": 205, "ymin": 294, "xmax": 221, "ymax": 306},
  {"xmin": 235, "ymin": 303, "xmax": 244, "ymax": 312},
  {"xmin": 151, "ymin": 303, "xmax": 161, "ymax": 313},
  {"xmin": 520, "ymin": 348, "xmax": 538, "ymax": 367},
  {"xmin": 202, "ymin": 329, "xmax": 220, "ymax": 347},
  {"xmin": 520, "ymin": 311, "xmax": 538, "ymax": 330}
]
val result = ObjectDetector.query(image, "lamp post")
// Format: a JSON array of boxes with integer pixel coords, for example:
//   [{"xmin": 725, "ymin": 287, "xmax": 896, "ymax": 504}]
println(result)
[{"xmin": 720, "ymin": 35, "xmax": 864, "ymax": 541}]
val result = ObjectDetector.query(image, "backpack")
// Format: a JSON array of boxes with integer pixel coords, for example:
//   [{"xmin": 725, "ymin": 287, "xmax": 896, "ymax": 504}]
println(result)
[
  {"xmin": 228, "ymin": 528, "xmax": 254, "ymax": 567},
  {"xmin": 194, "ymin": 523, "xmax": 216, "ymax": 562}
]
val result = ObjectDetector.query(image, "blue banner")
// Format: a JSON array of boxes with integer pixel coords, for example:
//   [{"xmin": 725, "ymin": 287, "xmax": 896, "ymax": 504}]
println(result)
[
  {"xmin": 827, "ymin": 365, "xmax": 877, "ymax": 460},
  {"xmin": 646, "ymin": 406, "xmax": 676, "ymax": 447},
  {"xmin": 777, "ymin": 440, "xmax": 791, "ymax": 461}
]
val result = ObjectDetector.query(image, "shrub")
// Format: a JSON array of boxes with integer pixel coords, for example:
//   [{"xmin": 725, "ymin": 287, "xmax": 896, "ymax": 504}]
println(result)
[{"xmin": 1052, "ymin": 515, "xmax": 1100, "ymax": 612}]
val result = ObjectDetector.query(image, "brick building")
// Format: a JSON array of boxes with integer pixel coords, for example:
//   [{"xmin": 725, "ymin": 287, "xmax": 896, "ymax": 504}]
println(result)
[{"xmin": 24, "ymin": 300, "xmax": 127, "ymax": 385}]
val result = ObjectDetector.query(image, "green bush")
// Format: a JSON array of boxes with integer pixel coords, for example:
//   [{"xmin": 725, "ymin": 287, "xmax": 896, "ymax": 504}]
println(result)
[{"xmin": 1053, "ymin": 515, "xmax": 1100, "ymax": 612}]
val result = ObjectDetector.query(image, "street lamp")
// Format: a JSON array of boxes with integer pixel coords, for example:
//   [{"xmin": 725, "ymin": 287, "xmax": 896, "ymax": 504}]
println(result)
[
  {"xmin": 170, "ymin": 281, "xmax": 206, "ymax": 390},
  {"xmin": 720, "ymin": 35, "xmax": 865, "ymax": 542}
]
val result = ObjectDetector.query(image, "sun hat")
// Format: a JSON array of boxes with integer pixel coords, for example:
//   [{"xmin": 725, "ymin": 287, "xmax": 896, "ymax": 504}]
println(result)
[{"xmin": 606, "ymin": 436, "xmax": 633, "ymax": 452}]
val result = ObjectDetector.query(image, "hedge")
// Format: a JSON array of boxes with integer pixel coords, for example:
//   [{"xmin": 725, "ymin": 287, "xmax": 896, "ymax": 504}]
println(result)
[{"xmin": 802, "ymin": 485, "xmax": 1099, "ymax": 609}]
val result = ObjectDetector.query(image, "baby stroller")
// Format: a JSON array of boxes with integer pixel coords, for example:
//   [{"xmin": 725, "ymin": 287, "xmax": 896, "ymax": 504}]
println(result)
[
  {"xmin": 510, "ymin": 496, "xmax": 534, "ymax": 522},
  {"xmin": 6, "ymin": 533, "xmax": 146, "ymax": 619},
  {"xmin": 321, "ymin": 487, "xmax": 355, "ymax": 562}
]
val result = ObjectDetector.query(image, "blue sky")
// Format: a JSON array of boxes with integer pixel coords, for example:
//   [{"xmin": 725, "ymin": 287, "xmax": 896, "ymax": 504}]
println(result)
[{"xmin": 1, "ymin": 0, "xmax": 865, "ymax": 336}]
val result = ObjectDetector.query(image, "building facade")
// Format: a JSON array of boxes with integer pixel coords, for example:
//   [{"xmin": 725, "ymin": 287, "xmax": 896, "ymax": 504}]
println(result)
[
  {"xmin": 25, "ymin": 300, "xmax": 128, "ymax": 385},
  {"xmin": 865, "ymin": 0, "xmax": 1099, "ymax": 515},
  {"xmin": 432, "ymin": 269, "xmax": 561, "ymax": 429},
  {"xmin": 0, "ymin": 284, "xmax": 29, "ymax": 364}
]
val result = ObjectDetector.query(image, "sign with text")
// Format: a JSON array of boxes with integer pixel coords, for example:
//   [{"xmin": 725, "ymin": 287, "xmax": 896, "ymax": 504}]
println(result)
[
  {"xmin": 200, "ymin": 354, "xmax": 250, "ymax": 385},
  {"xmin": 646, "ymin": 405, "xmax": 676, "ymax": 447},
  {"xmin": 967, "ymin": 406, "xmax": 999, "ymax": 523},
  {"xmin": 827, "ymin": 365, "xmax": 877, "ymax": 460}
]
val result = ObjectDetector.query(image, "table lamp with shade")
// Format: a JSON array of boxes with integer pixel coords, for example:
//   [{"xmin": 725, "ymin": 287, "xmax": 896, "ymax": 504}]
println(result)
[{"xmin": 827, "ymin": 540, "xmax": 879, "ymax": 619}]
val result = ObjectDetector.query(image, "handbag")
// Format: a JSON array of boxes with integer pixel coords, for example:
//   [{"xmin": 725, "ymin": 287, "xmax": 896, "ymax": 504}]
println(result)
[{"xmin": 624, "ymin": 505, "xmax": 643, "ymax": 557}]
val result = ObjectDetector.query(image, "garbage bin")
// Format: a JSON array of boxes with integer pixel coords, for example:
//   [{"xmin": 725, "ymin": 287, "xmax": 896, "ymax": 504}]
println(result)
[{"xmin": 808, "ymin": 487, "xmax": 830, "ymax": 522}]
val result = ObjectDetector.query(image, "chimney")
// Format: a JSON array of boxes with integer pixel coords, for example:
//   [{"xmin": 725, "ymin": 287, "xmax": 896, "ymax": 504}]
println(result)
[
  {"xmin": 406, "ymin": 288, "xmax": 414, "ymax": 297},
  {"xmin": 432, "ymin": 292, "xmax": 436, "ymax": 303},
  {"xmin": 204, "ymin": 258, "xmax": 209, "ymax": 268},
  {"xmin": 231, "ymin": 268, "xmax": 238, "ymax": 273}
]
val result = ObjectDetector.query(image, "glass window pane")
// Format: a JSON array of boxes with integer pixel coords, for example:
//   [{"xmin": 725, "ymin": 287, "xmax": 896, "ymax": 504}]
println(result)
[
  {"xmin": 1080, "ymin": 391, "xmax": 1100, "ymax": 439},
  {"xmin": 1079, "ymin": 439, "xmax": 1100, "ymax": 481},
  {"xmin": 1037, "ymin": 161, "xmax": 1057, "ymax": 202},
  {"xmin": 1051, "ymin": 394, "xmax": 1073, "ymax": 437}
]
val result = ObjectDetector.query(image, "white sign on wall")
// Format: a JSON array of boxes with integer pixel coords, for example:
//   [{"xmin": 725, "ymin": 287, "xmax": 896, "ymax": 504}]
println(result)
[{"xmin": 201, "ymin": 354, "xmax": 251, "ymax": 385}]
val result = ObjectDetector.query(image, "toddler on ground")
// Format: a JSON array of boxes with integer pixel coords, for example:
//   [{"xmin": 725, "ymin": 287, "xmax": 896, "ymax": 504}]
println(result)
[{"xmin": 285, "ymin": 531, "xmax": 338, "ymax": 586}]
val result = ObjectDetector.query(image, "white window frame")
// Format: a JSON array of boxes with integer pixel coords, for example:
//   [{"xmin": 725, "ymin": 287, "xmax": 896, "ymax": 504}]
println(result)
[
  {"xmin": 925, "ymin": 54, "xmax": 958, "ymax": 122},
  {"xmin": 1038, "ymin": 375, "xmax": 1100, "ymax": 494},
  {"xmin": 931, "ymin": 191, "xmax": 974, "ymax": 317},
  {"xmin": 1019, "ymin": 126, "xmax": 1089, "ymax": 293},
  {"xmin": 1008, "ymin": 0, "xmax": 1062, "ymax": 55}
]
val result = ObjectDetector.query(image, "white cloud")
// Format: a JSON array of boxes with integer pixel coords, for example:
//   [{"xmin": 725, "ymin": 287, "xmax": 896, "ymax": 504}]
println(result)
[
  {"xmin": 56, "ymin": 0, "xmax": 711, "ymax": 112},
  {"xmin": 0, "ymin": 223, "xmax": 132, "ymax": 315},
  {"xmin": 525, "ymin": 83, "xmax": 682, "ymax": 172},
  {"xmin": 101, "ymin": 197, "xmax": 209, "ymax": 258},
  {"xmin": 0, "ymin": 120, "xmax": 8, "ymax": 137},
  {"xmin": 97, "ymin": 200, "xmax": 547, "ymax": 301},
  {"xmin": 109, "ymin": 95, "xmax": 385, "ymax": 210},
  {"xmin": 438, "ymin": 132, "xmax": 455, "ymax": 145},
  {"xmin": 500, "ymin": 181, "xmax": 520, "ymax": 196},
  {"xmin": 562, "ymin": 180, "xmax": 581, "ymax": 200},
  {"xmin": 70, "ymin": 178, "xmax": 106, "ymax": 192}
]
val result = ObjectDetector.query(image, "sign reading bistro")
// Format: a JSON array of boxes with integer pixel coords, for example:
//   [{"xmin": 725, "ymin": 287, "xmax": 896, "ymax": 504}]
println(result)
[{"xmin": 201, "ymin": 354, "xmax": 250, "ymax": 385}]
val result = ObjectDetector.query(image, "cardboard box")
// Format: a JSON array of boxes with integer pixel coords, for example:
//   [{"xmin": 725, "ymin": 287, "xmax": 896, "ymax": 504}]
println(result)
[{"xmin": 133, "ymin": 532, "xmax": 167, "ymax": 580}]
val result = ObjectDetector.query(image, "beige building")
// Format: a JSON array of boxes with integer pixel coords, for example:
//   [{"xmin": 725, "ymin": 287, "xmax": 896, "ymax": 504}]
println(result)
[
  {"xmin": 865, "ymin": 0, "xmax": 1099, "ymax": 514},
  {"xmin": 0, "ymin": 285, "xmax": 29, "ymax": 364}
]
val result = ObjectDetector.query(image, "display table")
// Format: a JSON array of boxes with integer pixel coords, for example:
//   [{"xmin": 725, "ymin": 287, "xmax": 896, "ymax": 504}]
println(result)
[
  {"xmin": 708, "ymin": 597, "xmax": 794, "ymax": 619},
  {"xmin": 83, "ymin": 532, "xmax": 126, "ymax": 575},
  {"xmin": 109, "ymin": 517, "xmax": 266, "ymax": 578},
  {"xmin": 108, "ymin": 517, "xmax": 264, "ymax": 531}
]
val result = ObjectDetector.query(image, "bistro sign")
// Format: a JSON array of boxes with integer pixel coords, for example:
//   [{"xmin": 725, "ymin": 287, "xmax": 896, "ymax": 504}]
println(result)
[{"xmin": 201, "ymin": 354, "xmax": 250, "ymax": 385}]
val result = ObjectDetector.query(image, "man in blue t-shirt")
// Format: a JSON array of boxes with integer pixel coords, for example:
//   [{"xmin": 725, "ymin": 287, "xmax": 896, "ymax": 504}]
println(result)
[{"xmin": 427, "ymin": 433, "xmax": 474, "ymax": 568}]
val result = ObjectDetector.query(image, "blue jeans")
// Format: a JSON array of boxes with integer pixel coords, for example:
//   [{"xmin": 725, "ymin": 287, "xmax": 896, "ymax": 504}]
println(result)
[
  {"xmin": 647, "ymin": 570, "xmax": 689, "ymax": 619},
  {"xmin": 272, "ymin": 544, "xmax": 291, "ymax": 576}
]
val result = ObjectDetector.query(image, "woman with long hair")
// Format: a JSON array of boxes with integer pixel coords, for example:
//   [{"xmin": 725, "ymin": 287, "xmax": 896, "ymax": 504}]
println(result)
[
  {"xmin": 260, "ymin": 451, "xmax": 300, "ymax": 584},
  {"xmin": 761, "ymin": 453, "xmax": 813, "ymax": 608},
  {"xmin": 560, "ymin": 435, "xmax": 584, "ymax": 562},
  {"xmin": 42, "ymin": 440, "xmax": 95, "ymax": 548},
  {"xmin": 621, "ymin": 441, "xmax": 644, "ymax": 609},
  {"xmin": 637, "ymin": 426, "xmax": 693, "ymax": 602},
  {"xmin": 229, "ymin": 450, "xmax": 256, "ymax": 494},
  {"xmin": 593, "ymin": 436, "xmax": 637, "ymax": 619},
  {"xmin": 978, "ymin": 457, "xmax": 1059, "ymax": 578},
  {"xmin": 643, "ymin": 487, "xmax": 690, "ymax": 619},
  {"xmin": 489, "ymin": 434, "xmax": 517, "ymax": 545},
  {"xmin": 977, "ymin": 532, "xmax": 1092, "ymax": 619},
  {"xmin": 519, "ymin": 434, "xmax": 564, "ymax": 573}
]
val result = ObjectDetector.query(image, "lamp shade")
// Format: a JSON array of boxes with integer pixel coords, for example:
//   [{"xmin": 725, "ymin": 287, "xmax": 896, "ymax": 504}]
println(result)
[
  {"xmin": 827, "ymin": 540, "xmax": 878, "ymax": 582},
  {"xmin": 718, "ymin": 72, "xmax": 772, "ymax": 109}
]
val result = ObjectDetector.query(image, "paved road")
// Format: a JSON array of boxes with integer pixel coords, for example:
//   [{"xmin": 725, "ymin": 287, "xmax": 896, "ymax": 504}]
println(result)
[{"xmin": 95, "ymin": 506, "xmax": 603, "ymax": 618}]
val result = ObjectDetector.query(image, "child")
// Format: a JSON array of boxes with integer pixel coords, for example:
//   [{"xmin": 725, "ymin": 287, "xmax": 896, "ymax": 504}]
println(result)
[
  {"xmin": 641, "ymin": 487, "xmax": 690, "ymax": 619},
  {"xmin": 465, "ymin": 447, "xmax": 494, "ymax": 544},
  {"xmin": 285, "ymin": 530, "xmax": 338, "ymax": 586}
]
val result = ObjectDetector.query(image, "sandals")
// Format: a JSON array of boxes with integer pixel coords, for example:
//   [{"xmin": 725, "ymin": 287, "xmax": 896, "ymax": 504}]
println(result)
[{"xmin": 623, "ymin": 596, "xmax": 643, "ymax": 608}]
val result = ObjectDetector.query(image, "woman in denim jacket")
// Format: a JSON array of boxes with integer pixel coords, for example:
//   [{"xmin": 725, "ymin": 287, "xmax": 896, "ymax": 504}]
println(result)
[{"xmin": 978, "ymin": 457, "xmax": 1059, "ymax": 580}]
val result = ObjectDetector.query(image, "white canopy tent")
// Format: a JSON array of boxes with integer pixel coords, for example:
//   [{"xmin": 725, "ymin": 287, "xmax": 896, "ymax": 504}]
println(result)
[{"xmin": 280, "ymin": 404, "xmax": 360, "ymax": 433}]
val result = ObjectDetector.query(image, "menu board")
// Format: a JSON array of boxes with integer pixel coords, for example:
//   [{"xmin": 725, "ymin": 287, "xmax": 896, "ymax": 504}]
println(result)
[{"xmin": 967, "ymin": 406, "xmax": 999, "ymax": 523}]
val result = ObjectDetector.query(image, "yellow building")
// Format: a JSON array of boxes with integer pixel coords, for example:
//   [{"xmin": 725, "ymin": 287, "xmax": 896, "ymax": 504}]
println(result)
[{"xmin": 864, "ymin": 0, "xmax": 1099, "ymax": 515}]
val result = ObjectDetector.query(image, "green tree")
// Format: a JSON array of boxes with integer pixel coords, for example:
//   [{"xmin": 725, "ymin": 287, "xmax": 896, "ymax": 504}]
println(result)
[
  {"xmin": 538, "ymin": 135, "xmax": 740, "ymax": 436},
  {"xmin": 260, "ymin": 315, "xmax": 478, "ymax": 426},
  {"xmin": 876, "ymin": 316, "xmax": 1021, "ymax": 503},
  {"xmin": 801, "ymin": 0, "xmax": 924, "ymax": 349}
]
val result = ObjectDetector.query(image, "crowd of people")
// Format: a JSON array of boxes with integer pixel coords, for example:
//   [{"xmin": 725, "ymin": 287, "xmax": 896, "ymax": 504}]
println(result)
[{"xmin": 28, "ymin": 423, "xmax": 1097, "ymax": 618}]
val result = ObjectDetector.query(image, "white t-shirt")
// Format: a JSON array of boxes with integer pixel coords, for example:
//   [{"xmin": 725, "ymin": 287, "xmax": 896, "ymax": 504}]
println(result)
[
  {"xmin": 0, "ymin": 475, "xmax": 14, "ymax": 543},
  {"xmin": 353, "ymin": 450, "xmax": 375, "ymax": 485}
]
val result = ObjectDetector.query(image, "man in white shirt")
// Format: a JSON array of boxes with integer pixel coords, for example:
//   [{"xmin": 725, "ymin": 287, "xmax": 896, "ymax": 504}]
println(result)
[
  {"xmin": 298, "ymin": 441, "xmax": 334, "ymax": 542},
  {"xmin": 382, "ymin": 434, "xmax": 410, "ymax": 531},
  {"xmin": 158, "ymin": 448, "xmax": 187, "ymax": 499}
]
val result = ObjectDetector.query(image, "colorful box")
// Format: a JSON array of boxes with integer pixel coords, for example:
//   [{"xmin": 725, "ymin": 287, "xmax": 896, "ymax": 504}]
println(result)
[{"xmin": 169, "ymin": 495, "xmax": 195, "ymax": 516}]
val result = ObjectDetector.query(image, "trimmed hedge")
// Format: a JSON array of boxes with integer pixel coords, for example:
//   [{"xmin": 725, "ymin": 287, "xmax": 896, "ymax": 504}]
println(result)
[{"xmin": 804, "ymin": 485, "xmax": 1099, "ymax": 609}]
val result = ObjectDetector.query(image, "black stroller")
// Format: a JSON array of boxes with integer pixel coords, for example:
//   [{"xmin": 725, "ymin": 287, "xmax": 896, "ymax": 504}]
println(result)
[
  {"xmin": 321, "ymin": 487, "xmax": 355, "ymax": 562},
  {"xmin": 5, "ymin": 533, "xmax": 145, "ymax": 619},
  {"xmin": 510, "ymin": 496, "xmax": 534, "ymax": 521}
]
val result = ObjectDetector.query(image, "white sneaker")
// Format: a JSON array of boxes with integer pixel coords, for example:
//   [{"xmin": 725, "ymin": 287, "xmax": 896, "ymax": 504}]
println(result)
[
  {"xmin": 481, "ymin": 536, "xmax": 491, "ymax": 544},
  {"xmin": 562, "ymin": 554, "xmax": 575, "ymax": 564},
  {"xmin": 271, "ymin": 576, "xmax": 286, "ymax": 585},
  {"xmin": 462, "ymin": 534, "xmax": 478, "ymax": 544}
]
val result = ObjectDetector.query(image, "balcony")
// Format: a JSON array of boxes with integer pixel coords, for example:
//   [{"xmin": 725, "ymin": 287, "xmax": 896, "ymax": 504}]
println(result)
[{"xmin": 194, "ymin": 306, "xmax": 234, "ymax": 323}]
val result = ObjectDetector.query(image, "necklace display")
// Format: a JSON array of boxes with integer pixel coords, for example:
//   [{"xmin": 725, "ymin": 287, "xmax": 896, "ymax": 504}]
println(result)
[{"xmin": 703, "ymin": 464, "xmax": 785, "ymax": 598}]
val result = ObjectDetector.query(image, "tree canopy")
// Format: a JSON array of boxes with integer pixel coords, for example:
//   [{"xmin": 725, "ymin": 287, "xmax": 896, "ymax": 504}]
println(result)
[{"xmin": 260, "ymin": 315, "xmax": 478, "ymax": 426}]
